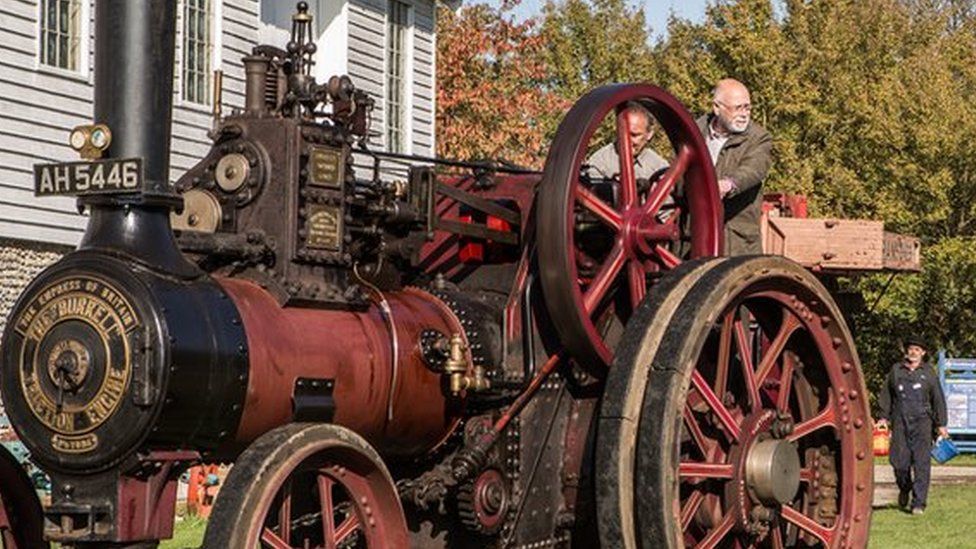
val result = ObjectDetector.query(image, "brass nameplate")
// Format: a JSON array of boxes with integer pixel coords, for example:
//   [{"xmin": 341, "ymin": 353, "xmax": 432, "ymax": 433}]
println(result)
[
  {"xmin": 308, "ymin": 146, "xmax": 344, "ymax": 189},
  {"xmin": 13, "ymin": 276, "xmax": 139, "ymax": 454},
  {"xmin": 305, "ymin": 204, "xmax": 342, "ymax": 250}
]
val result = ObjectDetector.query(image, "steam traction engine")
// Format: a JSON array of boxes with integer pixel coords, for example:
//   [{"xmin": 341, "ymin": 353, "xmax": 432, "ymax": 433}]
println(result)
[{"xmin": 0, "ymin": 1, "xmax": 874, "ymax": 547}]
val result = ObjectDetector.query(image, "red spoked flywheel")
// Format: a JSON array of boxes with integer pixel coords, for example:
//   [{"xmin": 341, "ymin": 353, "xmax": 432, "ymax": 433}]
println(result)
[{"xmin": 536, "ymin": 83, "xmax": 722, "ymax": 374}]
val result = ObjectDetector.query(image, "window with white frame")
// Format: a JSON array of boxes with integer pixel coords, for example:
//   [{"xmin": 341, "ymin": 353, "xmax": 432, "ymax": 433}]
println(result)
[
  {"xmin": 182, "ymin": 0, "xmax": 215, "ymax": 105},
  {"xmin": 39, "ymin": 0, "xmax": 83, "ymax": 72},
  {"xmin": 386, "ymin": 0, "xmax": 410, "ymax": 153}
]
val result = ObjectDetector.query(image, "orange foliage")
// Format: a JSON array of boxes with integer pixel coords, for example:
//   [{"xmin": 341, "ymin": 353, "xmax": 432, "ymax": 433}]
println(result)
[{"xmin": 436, "ymin": 4, "xmax": 568, "ymax": 169}]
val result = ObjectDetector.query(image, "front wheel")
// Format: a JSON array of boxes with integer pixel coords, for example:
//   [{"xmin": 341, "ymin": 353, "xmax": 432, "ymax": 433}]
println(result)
[{"xmin": 203, "ymin": 423, "xmax": 408, "ymax": 548}]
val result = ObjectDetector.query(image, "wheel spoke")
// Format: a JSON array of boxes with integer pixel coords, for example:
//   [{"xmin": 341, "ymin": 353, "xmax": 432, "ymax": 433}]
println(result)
[
  {"xmin": 680, "ymin": 490, "xmax": 705, "ymax": 531},
  {"xmin": 260, "ymin": 527, "xmax": 292, "ymax": 549},
  {"xmin": 642, "ymin": 145, "xmax": 692, "ymax": 218},
  {"xmin": 279, "ymin": 478, "xmax": 292, "ymax": 544},
  {"xmin": 577, "ymin": 186, "xmax": 623, "ymax": 231},
  {"xmin": 583, "ymin": 243, "xmax": 626, "ymax": 313},
  {"xmin": 319, "ymin": 474, "xmax": 337, "ymax": 549},
  {"xmin": 616, "ymin": 110, "xmax": 637, "ymax": 208},
  {"xmin": 334, "ymin": 514, "xmax": 361, "ymax": 544},
  {"xmin": 714, "ymin": 311, "xmax": 734, "ymax": 402},
  {"xmin": 683, "ymin": 404, "xmax": 712, "ymax": 455},
  {"xmin": 679, "ymin": 462, "xmax": 735, "ymax": 479},
  {"xmin": 733, "ymin": 319, "xmax": 760, "ymax": 410},
  {"xmin": 788, "ymin": 395, "xmax": 838, "ymax": 442},
  {"xmin": 780, "ymin": 505, "xmax": 836, "ymax": 546},
  {"xmin": 695, "ymin": 513, "xmax": 735, "ymax": 549},
  {"xmin": 654, "ymin": 244, "xmax": 682, "ymax": 269},
  {"xmin": 755, "ymin": 314, "xmax": 801, "ymax": 387},
  {"xmin": 776, "ymin": 353, "xmax": 795, "ymax": 412},
  {"xmin": 628, "ymin": 260, "xmax": 646, "ymax": 306},
  {"xmin": 690, "ymin": 369, "xmax": 741, "ymax": 442}
]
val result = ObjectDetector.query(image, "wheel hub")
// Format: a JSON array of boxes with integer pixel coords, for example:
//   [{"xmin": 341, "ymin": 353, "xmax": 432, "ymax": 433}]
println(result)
[
  {"xmin": 620, "ymin": 207, "xmax": 675, "ymax": 259},
  {"xmin": 745, "ymin": 439, "xmax": 801, "ymax": 506},
  {"xmin": 725, "ymin": 409, "xmax": 802, "ymax": 534}
]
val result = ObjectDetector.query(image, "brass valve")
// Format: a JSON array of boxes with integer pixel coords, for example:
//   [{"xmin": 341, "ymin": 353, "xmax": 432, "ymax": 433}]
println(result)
[{"xmin": 440, "ymin": 333, "xmax": 490, "ymax": 396}]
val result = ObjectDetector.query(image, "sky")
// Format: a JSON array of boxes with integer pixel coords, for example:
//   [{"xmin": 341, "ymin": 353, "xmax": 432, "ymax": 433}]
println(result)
[{"xmin": 494, "ymin": 0, "xmax": 712, "ymax": 38}]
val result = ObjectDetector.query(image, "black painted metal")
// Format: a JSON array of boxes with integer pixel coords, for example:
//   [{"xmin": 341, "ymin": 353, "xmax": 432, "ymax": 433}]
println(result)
[
  {"xmin": 93, "ymin": 0, "xmax": 176, "ymax": 192},
  {"xmin": 0, "ymin": 252, "xmax": 248, "ymax": 474},
  {"xmin": 80, "ymin": 0, "xmax": 196, "ymax": 278}
]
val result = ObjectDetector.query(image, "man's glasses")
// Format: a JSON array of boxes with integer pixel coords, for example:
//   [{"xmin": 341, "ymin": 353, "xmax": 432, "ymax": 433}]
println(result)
[{"xmin": 714, "ymin": 101, "xmax": 752, "ymax": 114}]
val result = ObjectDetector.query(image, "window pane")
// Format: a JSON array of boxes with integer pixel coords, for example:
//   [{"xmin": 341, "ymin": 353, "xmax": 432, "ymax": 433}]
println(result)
[
  {"xmin": 386, "ymin": 0, "xmax": 409, "ymax": 153},
  {"xmin": 40, "ymin": 0, "xmax": 82, "ymax": 70},
  {"xmin": 182, "ymin": 0, "xmax": 212, "ymax": 105}
]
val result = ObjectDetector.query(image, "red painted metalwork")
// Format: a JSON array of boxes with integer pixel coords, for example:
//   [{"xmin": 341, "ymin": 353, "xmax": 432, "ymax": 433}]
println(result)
[
  {"xmin": 206, "ymin": 423, "xmax": 409, "ymax": 548},
  {"xmin": 763, "ymin": 193, "xmax": 809, "ymax": 218},
  {"xmin": 218, "ymin": 278, "xmax": 466, "ymax": 457},
  {"xmin": 114, "ymin": 450, "xmax": 200, "ymax": 542},
  {"xmin": 536, "ymin": 83, "xmax": 723, "ymax": 372},
  {"xmin": 418, "ymin": 174, "xmax": 537, "ymax": 278},
  {"xmin": 677, "ymin": 288, "xmax": 872, "ymax": 548}
]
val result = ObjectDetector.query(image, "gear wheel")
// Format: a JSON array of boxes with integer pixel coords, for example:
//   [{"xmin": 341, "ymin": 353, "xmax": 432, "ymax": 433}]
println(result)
[{"xmin": 457, "ymin": 468, "xmax": 510, "ymax": 535}]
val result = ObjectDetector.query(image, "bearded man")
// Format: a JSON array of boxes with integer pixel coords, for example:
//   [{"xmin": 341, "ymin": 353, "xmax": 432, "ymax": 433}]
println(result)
[{"xmin": 697, "ymin": 79, "xmax": 773, "ymax": 255}]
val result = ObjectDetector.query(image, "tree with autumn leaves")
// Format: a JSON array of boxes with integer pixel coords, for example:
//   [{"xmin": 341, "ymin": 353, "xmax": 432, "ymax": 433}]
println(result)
[{"xmin": 435, "ymin": 3, "xmax": 567, "ymax": 168}]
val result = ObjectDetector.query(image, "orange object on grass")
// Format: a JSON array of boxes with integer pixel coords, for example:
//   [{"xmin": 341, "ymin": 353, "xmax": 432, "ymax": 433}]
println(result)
[{"xmin": 873, "ymin": 423, "xmax": 890, "ymax": 456}]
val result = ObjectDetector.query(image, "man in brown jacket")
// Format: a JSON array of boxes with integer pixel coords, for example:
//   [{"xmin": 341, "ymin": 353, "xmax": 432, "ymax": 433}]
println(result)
[{"xmin": 696, "ymin": 79, "xmax": 773, "ymax": 255}]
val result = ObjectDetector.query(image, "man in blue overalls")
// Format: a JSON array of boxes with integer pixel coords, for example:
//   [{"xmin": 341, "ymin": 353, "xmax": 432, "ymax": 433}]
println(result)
[{"xmin": 876, "ymin": 336, "xmax": 948, "ymax": 514}]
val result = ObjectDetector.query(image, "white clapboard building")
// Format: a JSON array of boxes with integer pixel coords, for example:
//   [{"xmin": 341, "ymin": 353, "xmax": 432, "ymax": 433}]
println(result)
[{"xmin": 0, "ymin": 0, "xmax": 440, "ymax": 330}]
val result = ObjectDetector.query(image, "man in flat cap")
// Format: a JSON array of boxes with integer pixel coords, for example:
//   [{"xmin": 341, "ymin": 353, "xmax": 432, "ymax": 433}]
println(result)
[{"xmin": 876, "ymin": 336, "xmax": 948, "ymax": 514}]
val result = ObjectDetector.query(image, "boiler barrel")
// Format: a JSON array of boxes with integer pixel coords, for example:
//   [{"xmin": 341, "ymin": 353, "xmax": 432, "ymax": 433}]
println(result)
[{"xmin": 220, "ymin": 278, "xmax": 464, "ymax": 457}]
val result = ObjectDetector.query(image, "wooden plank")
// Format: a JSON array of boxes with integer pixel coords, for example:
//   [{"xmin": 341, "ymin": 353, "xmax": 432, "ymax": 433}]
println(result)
[
  {"xmin": 0, "ymin": 96, "xmax": 92, "ymax": 130},
  {"xmin": 0, "ymin": 65, "xmax": 94, "ymax": 109},
  {"xmin": 763, "ymin": 217, "xmax": 884, "ymax": 270},
  {"xmin": 0, "ymin": 15, "xmax": 35, "ymax": 44},
  {"xmin": 883, "ymin": 232, "xmax": 922, "ymax": 271},
  {"xmin": 0, "ymin": 0, "xmax": 36, "ymax": 22},
  {"xmin": 0, "ymin": 217, "xmax": 84, "ymax": 247}
]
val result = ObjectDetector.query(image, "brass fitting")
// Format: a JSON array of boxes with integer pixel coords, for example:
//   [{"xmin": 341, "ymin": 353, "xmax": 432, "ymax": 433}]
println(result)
[{"xmin": 441, "ymin": 333, "xmax": 490, "ymax": 396}]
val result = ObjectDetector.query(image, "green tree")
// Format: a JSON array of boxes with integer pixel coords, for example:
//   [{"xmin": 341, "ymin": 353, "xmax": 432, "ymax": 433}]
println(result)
[
  {"xmin": 650, "ymin": 0, "xmax": 976, "ymax": 400},
  {"xmin": 539, "ymin": 0, "xmax": 655, "ymax": 102}
]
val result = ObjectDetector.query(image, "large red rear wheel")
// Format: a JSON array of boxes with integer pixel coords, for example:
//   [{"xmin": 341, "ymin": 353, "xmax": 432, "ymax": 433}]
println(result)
[
  {"xmin": 598, "ymin": 256, "xmax": 873, "ymax": 548},
  {"xmin": 536, "ymin": 83, "xmax": 722, "ymax": 373}
]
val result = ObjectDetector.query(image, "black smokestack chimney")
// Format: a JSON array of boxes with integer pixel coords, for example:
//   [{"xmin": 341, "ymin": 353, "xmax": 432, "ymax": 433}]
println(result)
[
  {"xmin": 81, "ymin": 0, "xmax": 197, "ymax": 277},
  {"xmin": 94, "ymin": 0, "xmax": 176, "ymax": 191}
]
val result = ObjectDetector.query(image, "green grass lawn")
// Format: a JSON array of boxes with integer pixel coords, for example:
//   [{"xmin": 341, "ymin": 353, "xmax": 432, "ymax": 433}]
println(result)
[
  {"xmin": 162, "ymin": 516, "xmax": 207, "ymax": 549},
  {"xmin": 869, "ymin": 484, "xmax": 976, "ymax": 548}
]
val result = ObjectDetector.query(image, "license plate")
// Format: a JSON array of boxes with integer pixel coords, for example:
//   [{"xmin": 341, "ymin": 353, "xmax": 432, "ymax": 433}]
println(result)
[{"xmin": 33, "ymin": 158, "xmax": 144, "ymax": 197}]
